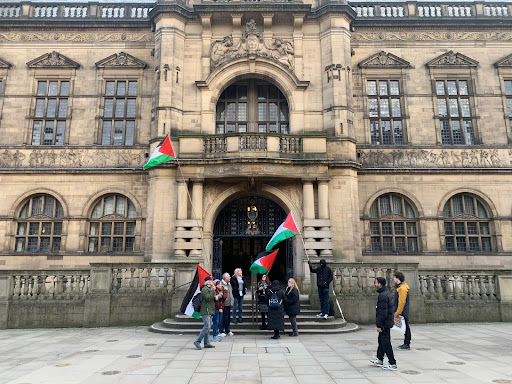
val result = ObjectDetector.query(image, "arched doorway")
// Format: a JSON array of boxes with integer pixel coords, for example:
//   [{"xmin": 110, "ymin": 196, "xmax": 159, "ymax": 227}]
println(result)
[{"xmin": 212, "ymin": 196, "xmax": 293, "ymax": 282}]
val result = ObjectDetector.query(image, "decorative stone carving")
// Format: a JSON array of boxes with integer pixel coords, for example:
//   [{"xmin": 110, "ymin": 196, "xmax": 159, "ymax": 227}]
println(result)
[
  {"xmin": 95, "ymin": 52, "xmax": 148, "ymax": 69},
  {"xmin": 426, "ymin": 51, "xmax": 478, "ymax": 68},
  {"xmin": 210, "ymin": 19, "xmax": 295, "ymax": 71},
  {"xmin": 0, "ymin": 148, "xmax": 146, "ymax": 168},
  {"xmin": 27, "ymin": 51, "xmax": 80, "ymax": 69},
  {"xmin": 494, "ymin": 53, "xmax": 512, "ymax": 68},
  {"xmin": 358, "ymin": 51, "xmax": 410, "ymax": 68},
  {"xmin": 358, "ymin": 148, "xmax": 511, "ymax": 169},
  {"xmin": 352, "ymin": 31, "xmax": 512, "ymax": 42},
  {"xmin": 0, "ymin": 32, "xmax": 154, "ymax": 43}
]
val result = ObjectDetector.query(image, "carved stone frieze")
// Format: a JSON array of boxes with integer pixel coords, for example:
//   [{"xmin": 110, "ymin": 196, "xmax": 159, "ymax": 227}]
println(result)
[
  {"xmin": 210, "ymin": 19, "xmax": 295, "ymax": 71},
  {"xmin": 494, "ymin": 53, "xmax": 512, "ymax": 68},
  {"xmin": 426, "ymin": 51, "xmax": 478, "ymax": 68},
  {"xmin": 0, "ymin": 32, "xmax": 154, "ymax": 43},
  {"xmin": 358, "ymin": 148, "xmax": 512, "ymax": 169},
  {"xmin": 358, "ymin": 51, "xmax": 410, "ymax": 68},
  {"xmin": 0, "ymin": 148, "xmax": 146, "ymax": 169},
  {"xmin": 95, "ymin": 52, "xmax": 148, "ymax": 69},
  {"xmin": 27, "ymin": 51, "xmax": 80, "ymax": 69},
  {"xmin": 352, "ymin": 31, "xmax": 512, "ymax": 42}
]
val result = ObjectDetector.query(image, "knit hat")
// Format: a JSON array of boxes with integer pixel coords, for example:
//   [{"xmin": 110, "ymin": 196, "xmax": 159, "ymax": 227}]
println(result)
[
  {"xmin": 204, "ymin": 276, "xmax": 213, "ymax": 282},
  {"xmin": 214, "ymin": 279, "xmax": 221, "ymax": 286}
]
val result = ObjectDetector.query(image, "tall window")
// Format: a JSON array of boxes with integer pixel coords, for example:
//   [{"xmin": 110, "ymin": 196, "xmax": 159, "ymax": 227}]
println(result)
[
  {"xmin": 443, "ymin": 193, "xmax": 492, "ymax": 252},
  {"xmin": 367, "ymin": 80, "xmax": 404, "ymax": 145},
  {"xmin": 15, "ymin": 194, "xmax": 63, "ymax": 252},
  {"xmin": 436, "ymin": 80, "xmax": 475, "ymax": 145},
  {"xmin": 369, "ymin": 194, "xmax": 418, "ymax": 252},
  {"xmin": 101, "ymin": 80, "xmax": 137, "ymax": 145},
  {"xmin": 505, "ymin": 80, "xmax": 512, "ymax": 134},
  {"xmin": 31, "ymin": 80, "xmax": 69, "ymax": 145},
  {"xmin": 88, "ymin": 194, "xmax": 137, "ymax": 252},
  {"xmin": 216, "ymin": 80, "xmax": 289, "ymax": 134}
]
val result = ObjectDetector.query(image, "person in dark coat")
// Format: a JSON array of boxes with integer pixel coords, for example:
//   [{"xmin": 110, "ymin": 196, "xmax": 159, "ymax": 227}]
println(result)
[
  {"xmin": 230, "ymin": 268, "xmax": 247, "ymax": 323},
  {"xmin": 369, "ymin": 277, "xmax": 397, "ymax": 371},
  {"xmin": 257, "ymin": 274, "xmax": 270, "ymax": 329},
  {"xmin": 308, "ymin": 259, "xmax": 333, "ymax": 319},
  {"xmin": 265, "ymin": 280, "xmax": 285, "ymax": 339},
  {"xmin": 284, "ymin": 277, "xmax": 300, "ymax": 336}
]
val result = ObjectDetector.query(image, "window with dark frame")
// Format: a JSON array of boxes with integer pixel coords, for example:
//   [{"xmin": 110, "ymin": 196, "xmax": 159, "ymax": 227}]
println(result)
[
  {"xmin": 216, "ymin": 80, "xmax": 289, "ymax": 134},
  {"xmin": 369, "ymin": 194, "xmax": 418, "ymax": 253},
  {"xmin": 15, "ymin": 194, "xmax": 63, "ymax": 253},
  {"xmin": 101, "ymin": 80, "xmax": 137, "ymax": 146},
  {"xmin": 436, "ymin": 80, "xmax": 475, "ymax": 145},
  {"xmin": 88, "ymin": 194, "xmax": 137, "ymax": 253},
  {"xmin": 367, "ymin": 80, "xmax": 404, "ymax": 145},
  {"xmin": 31, "ymin": 80, "xmax": 69, "ymax": 145},
  {"xmin": 504, "ymin": 80, "xmax": 512, "ymax": 135},
  {"xmin": 443, "ymin": 193, "xmax": 492, "ymax": 252}
]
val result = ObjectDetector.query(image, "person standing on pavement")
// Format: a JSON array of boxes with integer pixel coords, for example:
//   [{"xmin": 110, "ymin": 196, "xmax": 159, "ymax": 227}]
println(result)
[
  {"xmin": 257, "ymin": 274, "xmax": 270, "ymax": 330},
  {"xmin": 284, "ymin": 278, "xmax": 300, "ymax": 336},
  {"xmin": 265, "ymin": 280, "xmax": 285, "ymax": 339},
  {"xmin": 308, "ymin": 259, "xmax": 333, "ymax": 319},
  {"xmin": 212, "ymin": 279, "xmax": 226, "ymax": 342},
  {"xmin": 230, "ymin": 268, "xmax": 247, "ymax": 323},
  {"xmin": 369, "ymin": 277, "xmax": 397, "ymax": 371},
  {"xmin": 220, "ymin": 272, "xmax": 234, "ymax": 336},
  {"xmin": 394, "ymin": 270, "xmax": 411, "ymax": 350},
  {"xmin": 193, "ymin": 276, "xmax": 216, "ymax": 350}
]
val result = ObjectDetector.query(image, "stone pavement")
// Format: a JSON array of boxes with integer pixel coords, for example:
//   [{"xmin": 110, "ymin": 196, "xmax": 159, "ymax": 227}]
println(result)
[{"xmin": 1, "ymin": 323, "xmax": 512, "ymax": 384}]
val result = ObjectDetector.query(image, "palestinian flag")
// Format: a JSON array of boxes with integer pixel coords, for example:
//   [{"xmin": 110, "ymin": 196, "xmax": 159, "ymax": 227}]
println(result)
[
  {"xmin": 143, "ymin": 134, "xmax": 176, "ymax": 170},
  {"xmin": 250, "ymin": 249, "xmax": 278, "ymax": 275},
  {"xmin": 266, "ymin": 211, "xmax": 300, "ymax": 252},
  {"xmin": 180, "ymin": 265, "xmax": 212, "ymax": 319}
]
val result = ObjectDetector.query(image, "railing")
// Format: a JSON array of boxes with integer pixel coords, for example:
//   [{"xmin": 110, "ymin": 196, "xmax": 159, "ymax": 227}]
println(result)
[
  {"xmin": 111, "ymin": 265, "xmax": 175, "ymax": 293},
  {"xmin": 419, "ymin": 271, "xmax": 497, "ymax": 300},
  {"xmin": 10, "ymin": 270, "xmax": 90, "ymax": 300},
  {"xmin": 240, "ymin": 135, "xmax": 267, "ymax": 151},
  {"xmin": 204, "ymin": 136, "xmax": 227, "ymax": 154},
  {"xmin": 280, "ymin": 137, "xmax": 302, "ymax": 153},
  {"xmin": 331, "ymin": 264, "xmax": 396, "ymax": 294},
  {"xmin": 0, "ymin": 5, "xmax": 20, "ymax": 17}
]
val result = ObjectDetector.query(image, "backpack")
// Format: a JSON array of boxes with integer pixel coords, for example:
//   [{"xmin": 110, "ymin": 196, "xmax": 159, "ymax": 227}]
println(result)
[
  {"xmin": 268, "ymin": 290, "xmax": 281, "ymax": 309},
  {"xmin": 192, "ymin": 292, "xmax": 202, "ymax": 312}
]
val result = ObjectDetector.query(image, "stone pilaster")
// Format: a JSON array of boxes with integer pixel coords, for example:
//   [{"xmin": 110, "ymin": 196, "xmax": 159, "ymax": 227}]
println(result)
[
  {"xmin": 189, "ymin": 179, "xmax": 204, "ymax": 257},
  {"xmin": 175, "ymin": 179, "xmax": 188, "ymax": 257}
]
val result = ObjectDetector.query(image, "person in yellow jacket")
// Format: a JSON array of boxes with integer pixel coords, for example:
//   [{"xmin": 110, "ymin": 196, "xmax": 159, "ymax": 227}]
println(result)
[{"xmin": 393, "ymin": 271, "xmax": 411, "ymax": 350}]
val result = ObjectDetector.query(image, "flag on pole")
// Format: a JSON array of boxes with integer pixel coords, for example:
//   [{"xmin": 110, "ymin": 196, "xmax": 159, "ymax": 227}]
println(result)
[
  {"xmin": 265, "ymin": 211, "xmax": 300, "ymax": 251},
  {"xmin": 180, "ymin": 264, "xmax": 212, "ymax": 319},
  {"xmin": 249, "ymin": 249, "xmax": 278, "ymax": 275},
  {"xmin": 143, "ymin": 134, "xmax": 176, "ymax": 170}
]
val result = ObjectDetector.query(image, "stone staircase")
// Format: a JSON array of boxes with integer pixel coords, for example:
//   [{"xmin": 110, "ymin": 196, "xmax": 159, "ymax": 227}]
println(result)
[{"xmin": 149, "ymin": 295, "xmax": 358, "ymax": 335}]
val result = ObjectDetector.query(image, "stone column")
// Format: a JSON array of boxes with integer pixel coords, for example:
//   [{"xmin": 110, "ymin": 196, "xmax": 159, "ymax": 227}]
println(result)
[
  {"xmin": 200, "ymin": 14, "xmax": 212, "ymax": 79},
  {"xmin": 317, "ymin": 179, "xmax": 329, "ymax": 220},
  {"xmin": 232, "ymin": 14, "xmax": 243, "ymax": 36},
  {"xmin": 293, "ymin": 14, "xmax": 305, "ymax": 79},
  {"xmin": 303, "ymin": 179, "xmax": 315, "ymax": 222},
  {"xmin": 262, "ymin": 13, "xmax": 274, "ymax": 41},
  {"xmin": 190, "ymin": 179, "xmax": 204, "ymax": 257},
  {"xmin": 145, "ymin": 167, "xmax": 177, "ymax": 261},
  {"xmin": 175, "ymin": 179, "xmax": 188, "ymax": 257}
]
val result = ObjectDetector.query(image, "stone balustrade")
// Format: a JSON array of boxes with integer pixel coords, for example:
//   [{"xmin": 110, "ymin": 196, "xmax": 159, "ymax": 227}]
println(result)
[
  {"xmin": 111, "ymin": 264, "xmax": 176, "ymax": 293},
  {"xmin": 418, "ymin": 271, "xmax": 497, "ymax": 300}
]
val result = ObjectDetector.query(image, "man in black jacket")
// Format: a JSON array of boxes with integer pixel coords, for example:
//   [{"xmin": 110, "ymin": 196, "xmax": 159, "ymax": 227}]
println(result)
[
  {"xmin": 308, "ymin": 259, "xmax": 333, "ymax": 319},
  {"xmin": 369, "ymin": 277, "xmax": 397, "ymax": 371}
]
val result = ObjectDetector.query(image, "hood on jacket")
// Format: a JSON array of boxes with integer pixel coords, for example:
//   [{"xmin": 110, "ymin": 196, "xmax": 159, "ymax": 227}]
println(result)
[
  {"xmin": 320, "ymin": 259, "xmax": 326, "ymax": 267},
  {"xmin": 397, "ymin": 282, "xmax": 410, "ymax": 292}
]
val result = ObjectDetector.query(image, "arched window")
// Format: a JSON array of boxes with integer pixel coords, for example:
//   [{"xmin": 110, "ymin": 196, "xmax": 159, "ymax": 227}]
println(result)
[
  {"xmin": 369, "ymin": 194, "xmax": 419, "ymax": 252},
  {"xmin": 15, "ymin": 194, "xmax": 64, "ymax": 252},
  {"xmin": 443, "ymin": 193, "xmax": 492, "ymax": 252},
  {"xmin": 216, "ymin": 80, "xmax": 289, "ymax": 134},
  {"xmin": 88, "ymin": 194, "xmax": 137, "ymax": 252}
]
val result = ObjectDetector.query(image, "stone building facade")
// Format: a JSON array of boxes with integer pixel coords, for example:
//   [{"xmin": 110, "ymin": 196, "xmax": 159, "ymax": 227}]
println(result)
[{"xmin": 1, "ymin": 0, "xmax": 512, "ymax": 286}]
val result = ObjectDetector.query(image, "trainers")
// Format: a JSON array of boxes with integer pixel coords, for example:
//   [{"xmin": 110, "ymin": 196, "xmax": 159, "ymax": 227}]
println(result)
[
  {"xmin": 218, "ymin": 333, "xmax": 226, "ymax": 337},
  {"xmin": 369, "ymin": 359, "xmax": 383, "ymax": 366},
  {"xmin": 228, "ymin": 331, "xmax": 234, "ymax": 336},
  {"xmin": 213, "ymin": 336, "xmax": 222, "ymax": 342},
  {"xmin": 193, "ymin": 341, "xmax": 201, "ymax": 350},
  {"xmin": 323, "ymin": 314, "xmax": 329, "ymax": 319},
  {"xmin": 316, "ymin": 313, "xmax": 323, "ymax": 318},
  {"xmin": 397, "ymin": 344, "xmax": 410, "ymax": 350},
  {"xmin": 382, "ymin": 364, "xmax": 397, "ymax": 371},
  {"xmin": 204, "ymin": 344, "xmax": 215, "ymax": 348}
]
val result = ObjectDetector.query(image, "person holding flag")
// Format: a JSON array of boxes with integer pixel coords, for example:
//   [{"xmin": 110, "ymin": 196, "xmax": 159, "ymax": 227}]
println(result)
[{"xmin": 308, "ymin": 259, "xmax": 333, "ymax": 319}]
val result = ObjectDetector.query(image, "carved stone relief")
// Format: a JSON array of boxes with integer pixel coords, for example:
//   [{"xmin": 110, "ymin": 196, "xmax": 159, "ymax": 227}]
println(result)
[
  {"xmin": 426, "ymin": 50, "xmax": 478, "ymax": 68},
  {"xmin": 0, "ymin": 148, "xmax": 146, "ymax": 168},
  {"xmin": 0, "ymin": 32, "xmax": 154, "ymax": 43},
  {"xmin": 352, "ymin": 31, "xmax": 512, "ymax": 42},
  {"xmin": 358, "ymin": 51, "xmax": 410, "ymax": 68},
  {"xmin": 95, "ymin": 52, "xmax": 148, "ymax": 69},
  {"xmin": 210, "ymin": 19, "xmax": 294, "ymax": 71},
  {"xmin": 358, "ymin": 148, "xmax": 512, "ymax": 169},
  {"xmin": 27, "ymin": 51, "xmax": 80, "ymax": 69}
]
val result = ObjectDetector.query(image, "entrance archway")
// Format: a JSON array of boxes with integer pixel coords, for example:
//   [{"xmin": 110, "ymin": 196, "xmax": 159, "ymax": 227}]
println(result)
[{"xmin": 212, "ymin": 196, "xmax": 293, "ymax": 282}]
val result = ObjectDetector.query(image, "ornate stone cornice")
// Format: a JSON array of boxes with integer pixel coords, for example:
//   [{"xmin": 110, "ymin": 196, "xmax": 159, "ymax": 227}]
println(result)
[
  {"xmin": 27, "ymin": 51, "xmax": 80, "ymax": 69},
  {"xmin": 352, "ymin": 30, "xmax": 512, "ymax": 42},
  {"xmin": 0, "ymin": 57, "xmax": 12, "ymax": 69},
  {"xmin": 0, "ymin": 31, "xmax": 154, "ymax": 43},
  {"xmin": 358, "ymin": 51, "xmax": 410, "ymax": 69},
  {"xmin": 494, "ymin": 54, "xmax": 512, "ymax": 68},
  {"xmin": 95, "ymin": 52, "xmax": 147, "ymax": 69},
  {"xmin": 426, "ymin": 51, "xmax": 478, "ymax": 68}
]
